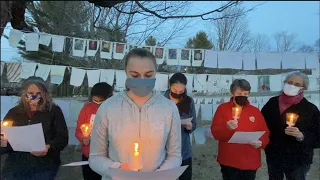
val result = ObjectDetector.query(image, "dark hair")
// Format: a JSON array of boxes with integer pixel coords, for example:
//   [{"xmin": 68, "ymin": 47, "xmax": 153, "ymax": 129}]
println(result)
[
  {"xmin": 19, "ymin": 76, "xmax": 53, "ymax": 113},
  {"xmin": 230, "ymin": 79, "xmax": 251, "ymax": 93},
  {"xmin": 124, "ymin": 48, "xmax": 157, "ymax": 70},
  {"xmin": 169, "ymin": 73, "xmax": 192, "ymax": 114},
  {"xmin": 90, "ymin": 82, "xmax": 113, "ymax": 100}
]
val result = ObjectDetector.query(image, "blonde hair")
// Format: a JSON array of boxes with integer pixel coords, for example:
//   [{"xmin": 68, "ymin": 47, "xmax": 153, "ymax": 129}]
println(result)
[{"xmin": 18, "ymin": 76, "xmax": 53, "ymax": 113}]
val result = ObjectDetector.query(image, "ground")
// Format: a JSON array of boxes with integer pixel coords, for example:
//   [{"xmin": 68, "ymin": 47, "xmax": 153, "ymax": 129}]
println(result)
[{"xmin": 1, "ymin": 136, "xmax": 319, "ymax": 180}]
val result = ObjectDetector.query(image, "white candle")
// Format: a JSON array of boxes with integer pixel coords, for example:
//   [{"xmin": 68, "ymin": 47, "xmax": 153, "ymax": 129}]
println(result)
[{"xmin": 132, "ymin": 142, "xmax": 142, "ymax": 171}]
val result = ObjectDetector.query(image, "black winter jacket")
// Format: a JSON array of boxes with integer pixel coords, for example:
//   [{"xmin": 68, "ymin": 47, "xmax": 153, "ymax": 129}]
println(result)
[
  {"xmin": 0, "ymin": 104, "xmax": 69, "ymax": 179},
  {"xmin": 261, "ymin": 96, "xmax": 320, "ymax": 169}
]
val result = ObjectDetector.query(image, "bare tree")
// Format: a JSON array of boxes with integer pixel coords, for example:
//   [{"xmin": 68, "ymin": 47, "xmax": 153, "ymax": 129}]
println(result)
[
  {"xmin": 211, "ymin": 6, "xmax": 251, "ymax": 51},
  {"xmin": 247, "ymin": 34, "xmax": 271, "ymax": 52},
  {"xmin": 297, "ymin": 44, "xmax": 315, "ymax": 53},
  {"xmin": 314, "ymin": 38, "xmax": 320, "ymax": 53},
  {"xmin": 274, "ymin": 31, "xmax": 298, "ymax": 52}
]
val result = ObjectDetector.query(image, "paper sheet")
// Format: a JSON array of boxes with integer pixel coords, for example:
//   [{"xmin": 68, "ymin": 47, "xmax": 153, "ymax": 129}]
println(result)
[
  {"xmin": 70, "ymin": 67, "xmax": 86, "ymax": 87},
  {"xmin": 217, "ymin": 51, "xmax": 243, "ymax": 69},
  {"xmin": 281, "ymin": 52, "xmax": 305, "ymax": 69},
  {"xmin": 20, "ymin": 62, "xmax": 37, "ymax": 79},
  {"xmin": 256, "ymin": 52, "xmax": 281, "ymax": 69},
  {"xmin": 155, "ymin": 73, "xmax": 169, "ymax": 91},
  {"xmin": 6, "ymin": 62, "xmax": 21, "ymax": 82},
  {"xmin": 192, "ymin": 49, "xmax": 204, "ymax": 67},
  {"xmin": 100, "ymin": 41, "xmax": 113, "ymax": 59},
  {"xmin": 50, "ymin": 65, "xmax": 66, "ymax": 85},
  {"xmin": 115, "ymin": 70, "xmax": 127, "ymax": 91},
  {"xmin": 100, "ymin": 69, "xmax": 115, "ymax": 85},
  {"xmin": 243, "ymin": 53, "xmax": 256, "ymax": 70},
  {"xmin": 9, "ymin": 29, "xmax": 23, "ymax": 48},
  {"xmin": 86, "ymin": 40, "xmax": 99, "ymax": 56},
  {"xmin": 25, "ymin": 33, "xmax": 39, "ymax": 51},
  {"xmin": 113, "ymin": 43, "xmax": 127, "ymax": 60},
  {"xmin": 63, "ymin": 161, "xmax": 89, "ymax": 166},
  {"xmin": 181, "ymin": 118, "xmax": 192, "ymax": 125},
  {"xmin": 179, "ymin": 49, "xmax": 191, "ymax": 66},
  {"xmin": 193, "ymin": 126, "xmax": 206, "ymax": 144},
  {"xmin": 305, "ymin": 53, "xmax": 320, "ymax": 69},
  {"xmin": 86, "ymin": 70, "xmax": 101, "ymax": 87},
  {"xmin": 201, "ymin": 104, "xmax": 213, "ymax": 121},
  {"xmin": 154, "ymin": 47, "xmax": 165, "ymax": 64},
  {"xmin": 72, "ymin": 38, "xmax": 86, "ymax": 57},
  {"xmin": 2, "ymin": 123, "xmax": 46, "ymax": 152},
  {"xmin": 228, "ymin": 131, "xmax": 265, "ymax": 144},
  {"xmin": 39, "ymin": 33, "xmax": 52, "ymax": 46},
  {"xmin": 193, "ymin": 74, "xmax": 207, "ymax": 92},
  {"xmin": 166, "ymin": 49, "xmax": 179, "ymax": 65},
  {"xmin": 195, "ymin": 104, "xmax": 200, "ymax": 118},
  {"xmin": 183, "ymin": 73, "xmax": 194, "ymax": 93},
  {"xmin": 108, "ymin": 165, "xmax": 188, "ymax": 180},
  {"xmin": 204, "ymin": 50, "xmax": 218, "ymax": 68},
  {"xmin": 52, "ymin": 35, "xmax": 65, "ymax": 52},
  {"xmin": 35, "ymin": 63, "xmax": 51, "ymax": 80}
]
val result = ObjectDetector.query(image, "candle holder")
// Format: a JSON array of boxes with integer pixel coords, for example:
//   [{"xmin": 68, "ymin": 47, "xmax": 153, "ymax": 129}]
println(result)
[
  {"xmin": 232, "ymin": 107, "xmax": 241, "ymax": 120},
  {"xmin": 286, "ymin": 113, "xmax": 299, "ymax": 127},
  {"xmin": 80, "ymin": 123, "xmax": 92, "ymax": 137}
]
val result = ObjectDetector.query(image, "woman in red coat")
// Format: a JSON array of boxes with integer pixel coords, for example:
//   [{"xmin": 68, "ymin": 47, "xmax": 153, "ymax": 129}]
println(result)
[
  {"xmin": 75, "ymin": 82, "xmax": 113, "ymax": 180},
  {"xmin": 211, "ymin": 79, "xmax": 270, "ymax": 180}
]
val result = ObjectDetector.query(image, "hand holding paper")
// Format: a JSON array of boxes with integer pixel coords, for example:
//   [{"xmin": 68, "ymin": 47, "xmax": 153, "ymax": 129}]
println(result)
[
  {"xmin": 181, "ymin": 118, "xmax": 192, "ymax": 125},
  {"xmin": 250, "ymin": 140, "xmax": 262, "ymax": 148}
]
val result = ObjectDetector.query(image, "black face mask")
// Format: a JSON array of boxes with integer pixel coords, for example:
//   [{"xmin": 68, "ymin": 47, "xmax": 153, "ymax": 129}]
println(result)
[
  {"xmin": 170, "ymin": 92, "xmax": 184, "ymax": 99},
  {"xmin": 234, "ymin": 96, "xmax": 248, "ymax": 106}
]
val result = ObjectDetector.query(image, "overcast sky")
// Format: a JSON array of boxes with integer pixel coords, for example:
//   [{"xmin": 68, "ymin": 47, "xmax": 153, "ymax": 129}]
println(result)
[{"xmin": 1, "ymin": 1, "xmax": 319, "ymax": 62}]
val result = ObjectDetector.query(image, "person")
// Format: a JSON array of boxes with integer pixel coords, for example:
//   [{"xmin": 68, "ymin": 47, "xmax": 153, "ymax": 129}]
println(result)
[
  {"xmin": 0, "ymin": 76, "xmax": 68, "ymax": 180},
  {"xmin": 211, "ymin": 79, "xmax": 270, "ymax": 180},
  {"xmin": 89, "ymin": 48, "xmax": 182, "ymax": 180},
  {"xmin": 163, "ymin": 73, "xmax": 197, "ymax": 180},
  {"xmin": 261, "ymin": 72, "xmax": 320, "ymax": 180},
  {"xmin": 75, "ymin": 82, "xmax": 113, "ymax": 180}
]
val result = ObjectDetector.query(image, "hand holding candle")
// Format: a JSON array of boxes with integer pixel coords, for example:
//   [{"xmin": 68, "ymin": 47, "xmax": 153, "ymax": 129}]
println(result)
[
  {"xmin": 80, "ymin": 123, "xmax": 92, "ymax": 137},
  {"xmin": 286, "ymin": 113, "xmax": 298, "ymax": 127},
  {"xmin": 1, "ymin": 120, "xmax": 13, "ymax": 147}
]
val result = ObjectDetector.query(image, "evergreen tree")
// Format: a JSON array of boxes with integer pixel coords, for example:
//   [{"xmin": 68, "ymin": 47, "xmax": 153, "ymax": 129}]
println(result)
[
  {"xmin": 145, "ymin": 36, "xmax": 157, "ymax": 46},
  {"xmin": 184, "ymin": 31, "xmax": 213, "ymax": 49}
]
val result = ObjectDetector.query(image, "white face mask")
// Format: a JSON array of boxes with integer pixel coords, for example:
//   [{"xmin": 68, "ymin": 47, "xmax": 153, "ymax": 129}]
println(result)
[{"xmin": 283, "ymin": 83, "xmax": 303, "ymax": 96}]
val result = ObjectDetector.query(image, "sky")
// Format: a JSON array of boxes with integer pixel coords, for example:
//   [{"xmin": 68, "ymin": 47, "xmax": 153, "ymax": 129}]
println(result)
[{"xmin": 1, "ymin": 1, "xmax": 319, "ymax": 62}]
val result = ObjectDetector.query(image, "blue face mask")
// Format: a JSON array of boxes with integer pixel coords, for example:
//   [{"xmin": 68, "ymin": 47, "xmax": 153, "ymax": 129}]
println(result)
[{"xmin": 125, "ymin": 78, "xmax": 156, "ymax": 97}]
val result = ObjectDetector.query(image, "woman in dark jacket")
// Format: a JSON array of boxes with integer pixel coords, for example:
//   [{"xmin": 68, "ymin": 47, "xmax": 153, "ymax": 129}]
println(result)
[
  {"xmin": 261, "ymin": 72, "xmax": 320, "ymax": 180},
  {"xmin": 164, "ymin": 73, "xmax": 197, "ymax": 180},
  {"xmin": 0, "ymin": 76, "xmax": 69, "ymax": 180}
]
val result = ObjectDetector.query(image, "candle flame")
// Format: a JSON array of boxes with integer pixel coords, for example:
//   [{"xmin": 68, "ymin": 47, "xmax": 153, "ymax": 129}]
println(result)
[
  {"xmin": 236, "ymin": 108, "xmax": 239, "ymax": 112},
  {"xmin": 134, "ymin": 143, "xmax": 139, "ymax": 156},
  {"xmin": 2, "ymin": 122, "xmax": 8, "ymax": 126}
]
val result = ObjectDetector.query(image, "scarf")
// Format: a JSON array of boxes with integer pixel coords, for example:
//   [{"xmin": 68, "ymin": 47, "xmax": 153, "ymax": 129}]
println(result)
[{"xmin": 278, "ymin": 92, "xmax": 304, "ymax": 114}]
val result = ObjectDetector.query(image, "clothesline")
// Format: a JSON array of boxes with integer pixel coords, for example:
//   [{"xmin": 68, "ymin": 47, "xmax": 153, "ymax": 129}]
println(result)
[{"xmin": 0, "ymin": 26, "xmax": 121, "ymax": 43}]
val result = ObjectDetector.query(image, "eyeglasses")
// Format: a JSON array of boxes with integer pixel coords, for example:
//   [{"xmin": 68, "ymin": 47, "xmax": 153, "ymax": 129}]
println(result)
[{"xmin": 286, "ymin": 81, "xmax": 303, "ymax": 88}]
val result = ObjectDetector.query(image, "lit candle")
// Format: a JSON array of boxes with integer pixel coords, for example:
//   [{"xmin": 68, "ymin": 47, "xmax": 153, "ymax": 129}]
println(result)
[
  {"xmin": 132, "ymin": 142, "xmax": 142, "ymax": 171},
  {"xmin": 1, "ymin": 120, "xmax": 13, "ymax": 137},
  {"xmin": 80, "ymin": 123, "xmax": 92, "ymax": 137},
  {"xmin": 233, "ymin": 107, "xmax": 240, "ymax": 120},
  {"xmin": 286, "ymin": 113, "xmax": 298, "ymax": 127}
]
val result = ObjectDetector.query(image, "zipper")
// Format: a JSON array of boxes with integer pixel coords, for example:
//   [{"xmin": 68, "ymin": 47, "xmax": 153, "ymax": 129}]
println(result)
[{"xmin": 139, "ymin": 109, "xmax": 141, "ymax": 139}]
